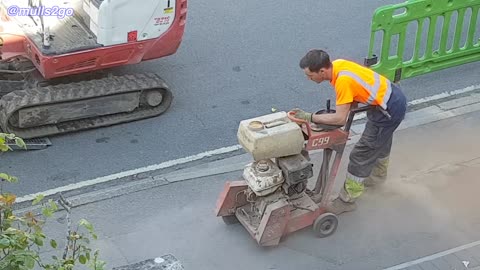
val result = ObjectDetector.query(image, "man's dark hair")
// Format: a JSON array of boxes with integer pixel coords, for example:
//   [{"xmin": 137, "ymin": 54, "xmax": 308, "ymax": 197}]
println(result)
[{"xmin": 299, "ymin": 49, "xmax": 332, "ymax": 72}]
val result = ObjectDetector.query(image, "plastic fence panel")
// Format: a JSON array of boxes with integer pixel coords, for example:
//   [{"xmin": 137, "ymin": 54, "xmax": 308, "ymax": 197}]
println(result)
[{"xmin": 365, "ymin": 0, "xmax": 480, "ymax": 82}]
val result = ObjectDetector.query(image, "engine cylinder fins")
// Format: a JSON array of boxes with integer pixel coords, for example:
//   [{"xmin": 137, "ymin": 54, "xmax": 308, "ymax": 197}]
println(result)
[{"xmin": 0, "ymin": 73, "xmax": 173, "ymax": 139}]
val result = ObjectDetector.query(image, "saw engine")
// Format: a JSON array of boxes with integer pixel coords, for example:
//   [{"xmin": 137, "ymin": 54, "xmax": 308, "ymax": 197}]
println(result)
[
  {"xmin": 218, "ymin": 111, "xmax": 320, "ymax": 237},
  {"xmin": 243, "ymin": 153, "xmax": 313, "ymax": 196},
  {"xmin": 240, "ymin": 152, "xmax": 314, "ymax": 228},
  {"xmin": 239, "ymin": 111, "xmax": 312, "ymax": 195}
]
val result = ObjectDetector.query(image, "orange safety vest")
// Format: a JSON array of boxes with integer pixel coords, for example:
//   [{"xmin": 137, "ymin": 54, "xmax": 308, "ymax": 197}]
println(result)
[{"xmin": 330, "ymin": 59, "xmax": 392, "ymax": 110}]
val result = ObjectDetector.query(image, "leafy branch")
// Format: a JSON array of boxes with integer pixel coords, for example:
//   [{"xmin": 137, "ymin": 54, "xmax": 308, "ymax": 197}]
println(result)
[{"xmin": 0, "ymin": 132, "xmax": 106, "ymax": 270}]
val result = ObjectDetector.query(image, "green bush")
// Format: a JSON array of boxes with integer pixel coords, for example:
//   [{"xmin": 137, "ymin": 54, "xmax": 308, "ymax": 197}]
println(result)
[{"xmin": 0, "ymin": 133, "xmax": 105, "ymax": 270}]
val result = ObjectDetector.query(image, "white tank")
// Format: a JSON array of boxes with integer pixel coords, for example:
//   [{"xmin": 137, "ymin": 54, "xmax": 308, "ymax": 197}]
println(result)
[{"xmin": 237, "ymin": 112, "xmax": 305, "ymax": 161}]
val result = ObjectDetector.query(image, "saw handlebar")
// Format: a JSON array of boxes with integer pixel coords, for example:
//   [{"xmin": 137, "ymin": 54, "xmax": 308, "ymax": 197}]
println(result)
[{"xmin": 287, "ymin": 104, "xmax": 378, "ymax": 136}]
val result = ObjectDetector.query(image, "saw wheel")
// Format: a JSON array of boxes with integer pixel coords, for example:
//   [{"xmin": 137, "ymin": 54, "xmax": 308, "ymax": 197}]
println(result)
[{"xmin": 313, "ymin": 212, "xmax": 338, "ymax": 238}]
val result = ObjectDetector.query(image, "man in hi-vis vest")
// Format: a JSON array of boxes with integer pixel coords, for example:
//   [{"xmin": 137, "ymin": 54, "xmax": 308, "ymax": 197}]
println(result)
[{"xmin": 292, "ymin": 49, "xmax": 407, "ymax": 215}]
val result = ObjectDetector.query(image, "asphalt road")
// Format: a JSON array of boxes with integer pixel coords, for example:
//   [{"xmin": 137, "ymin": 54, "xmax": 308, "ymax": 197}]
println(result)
[{"xmin": 2, "ymin": 0, "xmax": 480, "ymax": 196}]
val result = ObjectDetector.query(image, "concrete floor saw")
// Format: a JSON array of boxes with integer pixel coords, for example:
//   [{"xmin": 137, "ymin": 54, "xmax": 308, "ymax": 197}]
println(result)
[{"xmin": 215, "ymin": 101, "xmax": 374, "ymax": 246}]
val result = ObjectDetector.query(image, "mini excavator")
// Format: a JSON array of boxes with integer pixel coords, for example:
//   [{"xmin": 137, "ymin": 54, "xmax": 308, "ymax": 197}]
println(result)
[{"xmin": 0, "ymin": 0, "xmax": 187, "ymax": 141}]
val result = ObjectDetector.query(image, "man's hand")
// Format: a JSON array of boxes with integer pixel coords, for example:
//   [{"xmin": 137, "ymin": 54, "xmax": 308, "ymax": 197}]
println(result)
[
  {"xmin": 291, "ymin": 108, "xmax": 312, "ymax": 122},
  {"xmin": 311, "ymin": 103, "xmax": 351, "ymax": 126}
]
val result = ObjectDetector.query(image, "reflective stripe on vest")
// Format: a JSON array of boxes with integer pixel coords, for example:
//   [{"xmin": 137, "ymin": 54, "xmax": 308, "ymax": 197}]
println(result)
[{"xmin": 338, "ymin": 71, "xmax": 392, "ymax": 109}]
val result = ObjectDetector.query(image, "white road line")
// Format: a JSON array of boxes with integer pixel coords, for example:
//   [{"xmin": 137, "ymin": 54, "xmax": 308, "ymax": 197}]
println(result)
[
  {"xmin": 15, "ymin": 145, "xmax": 242, "ymax": 203},
  {"xmin": 383, "ymin": 240, "xmax": 480, "ymax": 270},
  {"xmin": 15, "ymin": 83, "xmax": 480, "ymax": 203},
  {"xmin": 408, "ymin": 83, "xmax": 480, "ymax": 105}
]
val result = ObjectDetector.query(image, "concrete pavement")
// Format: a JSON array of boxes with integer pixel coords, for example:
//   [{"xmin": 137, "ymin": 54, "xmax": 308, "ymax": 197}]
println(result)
[{"xmin": 28, "ymin": 106, "xmax": 480, "ymax": 269}]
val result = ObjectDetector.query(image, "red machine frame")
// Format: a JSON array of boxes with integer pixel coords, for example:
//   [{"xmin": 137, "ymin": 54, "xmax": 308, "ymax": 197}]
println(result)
[
  {"xmin": 215, "ymin": 105, "xmax": 375, "ymax": 246},
  {"xmin": 0, "ymin": 0, "xmax": 187, "ymax": 79}
]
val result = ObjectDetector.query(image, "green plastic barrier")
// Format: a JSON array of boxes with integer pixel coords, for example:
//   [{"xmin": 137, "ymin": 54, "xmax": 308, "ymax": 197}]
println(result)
[{"xmin": 365, "ymin": 0, "xmax": 480, "ymax": 82}]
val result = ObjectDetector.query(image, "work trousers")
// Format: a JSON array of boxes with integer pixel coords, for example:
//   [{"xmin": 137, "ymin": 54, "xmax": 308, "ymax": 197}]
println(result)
[
  {"xmin": 347, "ymin": 83, "xmax": 407, "ymax": 181},
  {"xmin": 348, "ymin": 115, "xmax": 401, "ymax": 178}
]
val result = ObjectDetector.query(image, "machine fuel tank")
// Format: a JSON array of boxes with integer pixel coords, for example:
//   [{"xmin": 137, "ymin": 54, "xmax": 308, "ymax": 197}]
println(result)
[{"xmin": 237, "ymin": 112, "xmax": 305, "ymax": 161}]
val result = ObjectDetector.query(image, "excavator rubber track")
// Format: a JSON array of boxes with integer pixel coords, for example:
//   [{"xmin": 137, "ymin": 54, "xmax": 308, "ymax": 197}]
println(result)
[{"xmin": 0, "ymin": 73, "xmax": 173, "ymax": 139}]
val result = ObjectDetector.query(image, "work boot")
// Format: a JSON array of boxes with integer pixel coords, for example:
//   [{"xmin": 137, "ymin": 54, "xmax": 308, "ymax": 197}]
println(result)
[
  {"xmin": 327, "ymin": 173, "xmax": 365, "ymax": 215},
  {"xmin": 364, "ymin": 156, "xmax": 389, "ymax": 187},
  {"xmin": 326, "ymin": 186, "xmax": 357, "ymax": 215},
  {"xmin": 327, "ymin": 197, "xmax": 357, "ymax": 215}
]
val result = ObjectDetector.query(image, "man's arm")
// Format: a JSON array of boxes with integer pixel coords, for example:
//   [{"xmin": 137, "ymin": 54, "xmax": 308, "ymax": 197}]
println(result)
[
  {"xmin": 311, "ymin": 102, "xmax": 351, "ymax": 126},
  {"xmin": 310, "ymin": 77, "xmax": 354, "ymax": 126}
]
